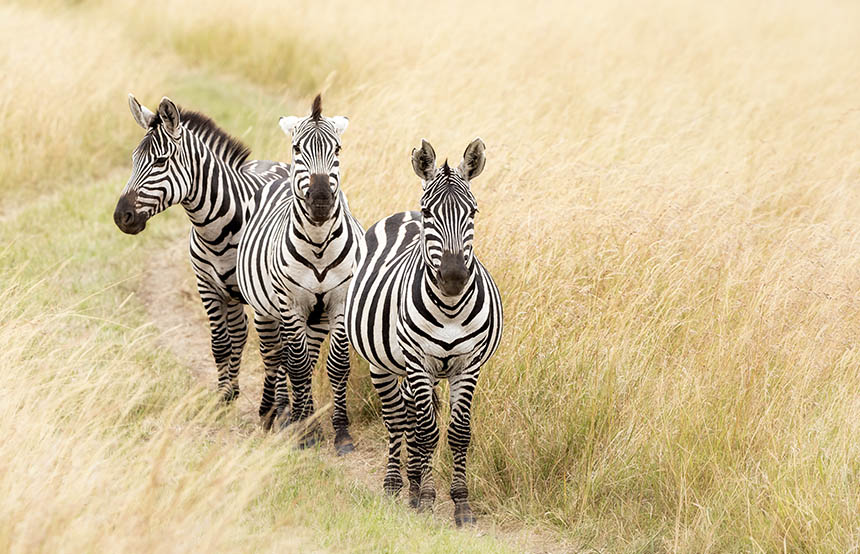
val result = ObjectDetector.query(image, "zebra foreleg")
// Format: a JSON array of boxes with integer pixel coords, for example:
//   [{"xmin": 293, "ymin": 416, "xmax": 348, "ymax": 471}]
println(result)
[
  {"xmin": 406, "ymin": 370, "xmax": 439, "ymax": 512},
  {"xmin": 401, "ymin": 379, "xmax": 421, "ymax": 507},
  {"xmin": 225, "ymin": 301, "xmax": 247, "ymax": 400},
  {"xmin": 253, "ymin": 313, "xmax": 283, "ymax": 430},
  {"xmin": 370, "ymin": 367, "xmax": 406, "ymax": 495},
  {"xmin": 327, "ymin": 318, "xmax": 354, "ymax": 455},
  {"xmin": 448, "ymin": 371, "xmax": 479, "ymax": 526},
  {"xmin": 279, "ymin": 317, "xmax": 319, "ymax": 447},
  {"xmin": 199, "ymin": 293, "xmax": 236, "ymax": 403}
]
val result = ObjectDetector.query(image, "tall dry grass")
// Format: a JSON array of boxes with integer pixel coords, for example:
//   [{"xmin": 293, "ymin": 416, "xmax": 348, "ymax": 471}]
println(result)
[
  {"xmin": 192, "ymin": 0, "xmax": 859, "ymax": 549},
  {"xmin": 0, "ymin": 5, "xmax": 175, "ymax": 208},
  {"xmin": 3, "ymin": 0, "xmax": 860, "ymax": 550}
]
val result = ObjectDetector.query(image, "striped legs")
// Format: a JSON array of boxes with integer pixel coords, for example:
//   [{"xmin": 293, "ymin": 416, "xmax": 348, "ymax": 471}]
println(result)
[
  {"xmin": 327, "ymin": 315, "xmax": 354, "ymax": 455},
  {"xmin": 400, "ymin": 368, "xmax": 480, "ymax": 526},
  {"xmin": 370, "ymin": 367, "xmax": 407, "ymax": 494},
  {"xmin": 254, "ymin": 313, "xmax": 284, "ymax": 429},
  {"xmin": 405, "ymin": 369, "xmax": 439, "ymax": 511},
  {"xmin": 401, "ymin": 379, "xmax": 421, "ymax": 505},
  {"xmin": 198, "ymin": 279, "xmax": 246, "ymax": 402},
  {"xmin": 279, "ymin": 313, "xmax": 324, "ymax": 447},
  {"xmin": 225, "ymin": 301, "xmax": 248, "ymax": 398},
  {"xmin": 448, "ymin": 370, "xmax": 479, "ymax": 526}
]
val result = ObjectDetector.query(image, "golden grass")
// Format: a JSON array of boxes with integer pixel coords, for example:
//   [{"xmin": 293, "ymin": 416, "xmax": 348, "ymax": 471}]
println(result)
[
  {"xmin": 0, "ymin": 5, "xmax": 173, "ymax": 208},
  {"xmin": 2, "ymin": 0, "xmax": 860, "ymax": 551}
]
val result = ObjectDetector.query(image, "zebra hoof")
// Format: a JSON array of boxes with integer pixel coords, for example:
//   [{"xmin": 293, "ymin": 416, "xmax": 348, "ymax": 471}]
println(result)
[
  {"xmin": 334, "ymin": 429, "xmax": 355, "ymax": 456},
  {"xmin": 274, "ymin": 406, "xmax": 291, "ymax": 429},
  {"xmin": 220, "ymin": 387, "xmax": 239, "ymax": 404},
  {"xmin": 298, "ymin": 432, "xmax": 321, "ymax": 450},
  {"xmin": 417, "ymin": 491, "xmax": 436, "ymax": 512},
  {"xmin": 383, "ymin": 474, "xmax": 403, "ymax": 496},
  {"xmin": 259, "ymin": 411, "xmax": 276, "ymax": 432},
  {"xmin": 295, "ymin": 424, "xmax": 323, "ymax": 450},
  {"xmin": 454, "ymin": 503, "xmax": 476, "ymax": 527},
  {"xmin": 408, "ymin": 483, "xmax": 420, "ymax": 508}
]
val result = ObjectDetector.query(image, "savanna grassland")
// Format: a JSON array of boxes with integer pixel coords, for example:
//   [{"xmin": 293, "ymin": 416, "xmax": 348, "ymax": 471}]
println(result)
[{"xmin": 2, "ymin": 1, "xmax": 859, "ymax": 552}]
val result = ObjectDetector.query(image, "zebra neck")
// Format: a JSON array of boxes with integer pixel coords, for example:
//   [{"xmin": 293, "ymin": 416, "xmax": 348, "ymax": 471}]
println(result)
[{"xmin": 180, "ymin": 133, "xmax": 253, "ymax": 238}]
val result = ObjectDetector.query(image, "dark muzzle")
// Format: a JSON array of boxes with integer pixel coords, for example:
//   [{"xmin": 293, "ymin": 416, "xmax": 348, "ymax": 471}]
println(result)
[
  {"xmin": 113, "ymin": 193, "xmax": 147, "ymax": 235},
  {"xmin": 437, "ymin": 250, "xmax": 469, "ymax": 296},
  {"xmin": 306, "ymin": 173, "xmax": 335, "ymax": 224}
]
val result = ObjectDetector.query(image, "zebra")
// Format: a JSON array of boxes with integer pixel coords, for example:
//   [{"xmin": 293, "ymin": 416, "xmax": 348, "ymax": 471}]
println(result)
[
  {"xmin": 236, "ymin": 95, "xmax": 364, "ymax": 453},
  {"xmin": 345, "ymin": 138, "xmax": 503, "ymax": 526},
  {"xmin": 114, "ymin": 94, "xmax": 290, "ymax": 406}
]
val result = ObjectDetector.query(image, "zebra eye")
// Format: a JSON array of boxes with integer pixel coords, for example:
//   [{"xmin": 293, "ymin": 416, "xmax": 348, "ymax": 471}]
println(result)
[
  {"xmin": 293, "ymin": 145, "xmax": 301, "ymax": 155},
  {"xmin": 153, "ymin": 156, "xmax": 168, "ymax": 166},
  {"xmin": 421, "ymin": 208, "xmax": 432, "ymax": 218},
  {"xmin": 471, "ymin": 208, "xmax": 479, "ymax": 217},
  {"xmin": 334, "ymin": 145, "xmax": 341, "ymax": 156}
]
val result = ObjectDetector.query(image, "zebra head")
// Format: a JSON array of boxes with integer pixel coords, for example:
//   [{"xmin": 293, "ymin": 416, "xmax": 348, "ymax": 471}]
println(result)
[
  {"xmin": 114, "ymin": 94, "xmax": 189, "ymax": 235},
  {"xmin": 278, "ymin": 94, "xmax": 349, "ymax": 225},
  {"xmin": 412, "ymin": 138, "xmax": 486, "ymax": 297}
]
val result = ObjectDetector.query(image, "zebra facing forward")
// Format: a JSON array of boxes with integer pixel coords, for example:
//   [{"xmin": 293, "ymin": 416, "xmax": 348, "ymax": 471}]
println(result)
[
  {"xmin": 345, "ymin": 138, "xmax": 503, "ymax": 526},
  {"xmin": 114, "ymin": 95, "xmax": 290, "ymax": 404},
  {"xmin": 237, "ymin": 95, "xmax": 363, "ymax": 453}
]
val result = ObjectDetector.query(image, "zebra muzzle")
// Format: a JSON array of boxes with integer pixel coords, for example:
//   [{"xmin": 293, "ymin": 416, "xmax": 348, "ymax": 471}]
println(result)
[
  {"xmin": 437, "ymin": 250, "xmax": 469, "ymax": 296},
  {"xmin": 306, "ymin": 173, "xmax": 335, "ymax": 223},
  {"xmin": 113, "ymin": 194, "xmax": 147, "ymax": 235}
]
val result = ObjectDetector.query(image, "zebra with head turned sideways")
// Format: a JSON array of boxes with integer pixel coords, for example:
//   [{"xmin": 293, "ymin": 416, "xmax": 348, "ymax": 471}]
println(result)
[
  {"xmin": 345, "ymin": 138, "xmax": 503, "ymax": 526},
  {"xmin": 114, "ymin": 95, "xmax": 290, "ymax": 404},
  {"xmin": 237, "ymin": 95, "xmax": 364, "ymax": 453}
]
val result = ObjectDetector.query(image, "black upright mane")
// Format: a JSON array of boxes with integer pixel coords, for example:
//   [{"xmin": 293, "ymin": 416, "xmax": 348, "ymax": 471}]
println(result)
[
  {"xmin": 149, "ymin": 107, "xmax": 251, "ymax": 166},
  {"xmin": 311, "ymin": 94, "xmax": 323, "ymax": 122}
]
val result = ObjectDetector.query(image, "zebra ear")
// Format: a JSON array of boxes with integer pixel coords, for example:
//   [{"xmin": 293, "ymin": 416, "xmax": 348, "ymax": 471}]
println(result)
[
  {"xmin": 412, "ymin": 139, "xmax": 436, "ymax": 183},
  {"xmin": 279, "ymin": 116, "xmax": 300, "ymax": 136},
  {"xmin": 128, "ymin": 93, "xmax": 155, "ymax": 129},
  {"xmin": 331, "ymin": 116, "xmax": 349, "ymax": 135},
  {"xmin": 158, "ymin": 96, "xmax": 181, "ymax": 140},
  {"xmin": 459, "ymin": 138, "xmax": 486, "ymax": 181}
]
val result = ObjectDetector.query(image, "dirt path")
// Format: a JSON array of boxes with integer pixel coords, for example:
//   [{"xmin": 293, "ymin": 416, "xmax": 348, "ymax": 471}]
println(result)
[{"xmin": 138, "ymin": 238, "xmax": 570, "ymax": 554}]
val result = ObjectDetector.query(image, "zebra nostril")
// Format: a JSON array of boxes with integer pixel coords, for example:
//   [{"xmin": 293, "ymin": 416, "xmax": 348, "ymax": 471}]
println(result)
[{"xmin": 122, "ymin": 211, "xmax": 134, "ymax": 225}]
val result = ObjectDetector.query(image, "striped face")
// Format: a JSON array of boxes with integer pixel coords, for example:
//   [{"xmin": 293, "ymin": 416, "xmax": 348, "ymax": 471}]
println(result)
[
  {"xmin": 411, "ymin": 138, "xmax": 486, "ymax": 297},
  {"xmin": 278, "ymin": 95, "xmax": 348, "ymax": 226},
  {"xmin": 115, "ymin": 95, "xmax": 188, "ymax": 235}
]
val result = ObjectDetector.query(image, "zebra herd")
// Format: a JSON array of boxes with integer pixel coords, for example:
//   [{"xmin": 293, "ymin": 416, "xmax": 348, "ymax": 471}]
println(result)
[{"xmin": 113, "ymin": 94, "xmax": 503, "ymax": 526}]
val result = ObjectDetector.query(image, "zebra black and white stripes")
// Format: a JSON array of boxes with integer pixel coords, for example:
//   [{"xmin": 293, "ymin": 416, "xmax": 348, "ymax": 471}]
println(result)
[
  {"xmin": 115, "ymin": 95, "xmax": 290, "ymax": 403},
  {"xmin": 345, "ymin": 138, "xmax": 503, "ymax": 526},
  {"xmin": 237, "ymin": 95, "xmax": 364, "ymax": 452}
]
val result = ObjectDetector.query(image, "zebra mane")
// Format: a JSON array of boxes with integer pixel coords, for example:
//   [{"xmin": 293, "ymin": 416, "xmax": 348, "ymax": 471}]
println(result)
[
  {"xmin": 311, "ymin": 94, "xmax": 323, "ymax": 122},
  {"xmin": 149, "ymin": 107, "xmax": 252, "ymax": 166}
]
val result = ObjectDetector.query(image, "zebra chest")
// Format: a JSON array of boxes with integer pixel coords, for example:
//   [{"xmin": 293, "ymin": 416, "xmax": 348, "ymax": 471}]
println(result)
[
  {"xmin": 400, "ymin": 318, "xmax": 485, "ymax": 378},
  {"xmin": 273, "ymin": 252, "xmax": 353, "ymax": 294},
  {"xmin": 271, "ymin": 251, "xmax": 353, "ymax": 321},
  {"xmin": 423, "ymin": 351, "xmax": 473, "ymax": 380}
]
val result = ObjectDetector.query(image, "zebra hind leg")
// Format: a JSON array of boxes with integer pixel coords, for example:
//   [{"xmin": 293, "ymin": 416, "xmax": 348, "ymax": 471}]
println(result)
[{"xmin": 370, "ymin": 367, "xmax": 407, "ymax": 495}]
